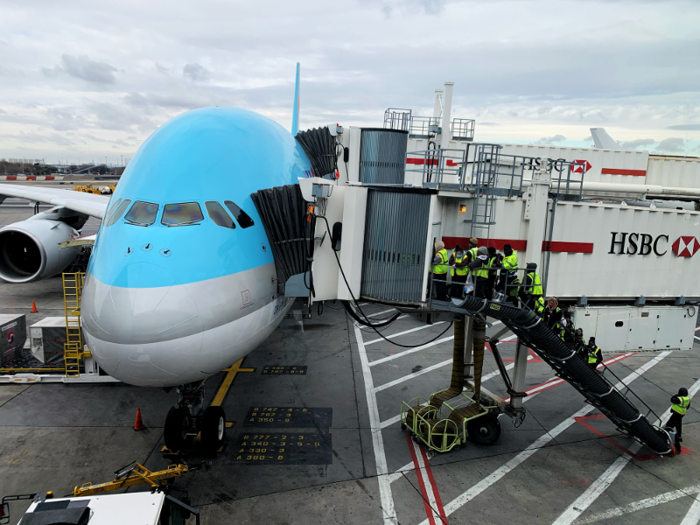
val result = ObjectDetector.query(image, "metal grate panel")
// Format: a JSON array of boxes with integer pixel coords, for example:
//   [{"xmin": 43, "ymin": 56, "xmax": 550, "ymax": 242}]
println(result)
[
  {"xmin": 359, "ymin": 129, "xmax": 408, "ymax": 185},
  {"xmin": 361, "ymin": 190, "xmax": 430, "ymax": 304}
]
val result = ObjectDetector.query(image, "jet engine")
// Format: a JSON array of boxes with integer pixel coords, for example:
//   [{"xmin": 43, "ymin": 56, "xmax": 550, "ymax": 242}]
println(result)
[{"xmin": 0, "ymin": 208, "xmax": 86, "ymax": 283}]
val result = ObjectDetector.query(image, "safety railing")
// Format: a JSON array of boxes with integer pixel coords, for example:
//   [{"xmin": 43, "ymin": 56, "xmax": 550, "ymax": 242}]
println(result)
[
  {"xmin": 383, "ymin": 108, "xmax": 412, "ymax": 132},
  {"xmin": 451, "ymin": 118, "xmax": 475, "ymax": 141},
  {"xmin": 405, "ymin": 148, "xmax": 467, "ymax": 187},
  {"xmin": 427, "ymin": 258, "xmax": 542, "ymax": 311},
  {"xmin": 409, "ymin": 116, "xmax": 441, "ymax": 138}
]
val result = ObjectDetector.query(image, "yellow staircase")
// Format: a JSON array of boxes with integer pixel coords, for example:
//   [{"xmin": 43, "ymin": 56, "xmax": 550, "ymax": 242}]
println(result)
[{"xmin": 63, "ymin": 273, "xmax": 86, "ymax": 378}]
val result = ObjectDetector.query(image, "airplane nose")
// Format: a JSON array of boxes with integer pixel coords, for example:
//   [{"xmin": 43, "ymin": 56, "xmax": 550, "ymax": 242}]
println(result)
[{"xmin": 81, "ymin": 263, "xmax": 204, "ymax": 385}]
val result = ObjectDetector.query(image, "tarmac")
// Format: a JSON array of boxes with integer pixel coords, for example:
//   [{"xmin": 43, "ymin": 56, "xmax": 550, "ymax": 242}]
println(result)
[{"xmin": 1, "ymin": 201, "xmax": 699, "ymax": 525}]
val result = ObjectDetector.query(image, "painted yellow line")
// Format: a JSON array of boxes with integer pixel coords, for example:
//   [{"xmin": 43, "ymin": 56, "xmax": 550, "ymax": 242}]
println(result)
[{"xmin": 211, "ymin": 359, "xmax": 255, "ymax": 407}]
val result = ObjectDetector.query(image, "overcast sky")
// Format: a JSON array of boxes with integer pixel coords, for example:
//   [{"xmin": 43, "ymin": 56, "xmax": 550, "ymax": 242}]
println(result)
[{"xmin": 1, "ymin": 0, "xmax": 699, "ymax": 163}]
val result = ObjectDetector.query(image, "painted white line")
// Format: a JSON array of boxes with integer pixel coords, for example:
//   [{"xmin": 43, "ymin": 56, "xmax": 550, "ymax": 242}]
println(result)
[
  {"xmin": 573, "ymin": 484, "xmax": 700, "ymax": 525},
  {"xmin": 353, "ymin": 323, "xmax": 397, "ymax": 525},
  {"xmin": 365, "ymin": 322, "xmax": 446, "ymax": 346},
  {"xmin": 367, "ymin": 308, "xmax": 397, "ymax": 319},
  {"xmin": 681, "ymin": 493, "xmax": 700, "ymax": 525},
  {"xmin": 381, "ymin": 414, "xmax": 403, "ymax": 429},
  {"xmin": 386, "ymin": 461, "xmax": 415, "ymax": 483},
  {"xmin": 375, "ymin": 359, "xmax": 512, "ymax": 393},
  {"xmin": 694, "ymin": 336, "xmax": 700, "ymax": 342},
  {"xmin": 552, "ymin": 368, "xmax": 700, "ymax": 525},
  {"xmin": 369, "ymin": 336, "xmax": 454, "ymax": 367},
  {"xmin": 422, "ymin": 351, "xmax": 671, "ymax": 525}
]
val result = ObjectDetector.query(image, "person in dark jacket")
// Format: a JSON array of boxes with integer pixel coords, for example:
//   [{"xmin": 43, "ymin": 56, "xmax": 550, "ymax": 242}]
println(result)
[
  {"xmin": 448, "ymin": 245, "xmax": 469, "ymax": 298},
  {"xmin": 484, "ymin": 246, "xmax": 502, "ymax": 300},
  {"xmin": 543, "ymin": 297, "xmax": 563, "ymax": 330},
  {"xmin": 467, "ymin": 247, "xmax": 490, "ymax": 298},
  {"xmin": 666, "ymin": 387, "xmax": 690, "ymax": 454}
]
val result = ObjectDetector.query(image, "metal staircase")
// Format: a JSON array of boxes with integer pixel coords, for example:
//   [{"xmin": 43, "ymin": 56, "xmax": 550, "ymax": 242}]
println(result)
[{"xmin": 62, "ymin": 272, "xmax": 85, "ymax": 378}]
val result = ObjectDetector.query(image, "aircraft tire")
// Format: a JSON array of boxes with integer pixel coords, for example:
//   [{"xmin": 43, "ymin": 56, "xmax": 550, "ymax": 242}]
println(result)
[
  {"xmin": 202, "ymin": 406, "xmax": 226, "ymax": 453},
  {"xmin": 467, "ymin": 414, "xmax": 501, "ymax": 446},
  {"xmin": 164, "ymin": 407, "xmax": 188, "ymax": 452}
]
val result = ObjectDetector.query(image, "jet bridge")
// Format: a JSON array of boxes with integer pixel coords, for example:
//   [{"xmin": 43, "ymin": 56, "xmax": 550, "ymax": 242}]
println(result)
[{"xmin": 250, "ymin": 84, "xmax": 700, "ymax": 455}]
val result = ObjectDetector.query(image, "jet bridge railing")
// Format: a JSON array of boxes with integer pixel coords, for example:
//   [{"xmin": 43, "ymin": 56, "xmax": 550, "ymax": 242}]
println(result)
[
  {"xmin": 409, "ymin": 116, "xmax": 441, "ymax": 138},
  {"xmin": 406, "ymin": 148, "xmax": 467, "ymax": 187},
  {"xmin": 383, "ymin": 108, "xmax": 412, "ymax": 132}
]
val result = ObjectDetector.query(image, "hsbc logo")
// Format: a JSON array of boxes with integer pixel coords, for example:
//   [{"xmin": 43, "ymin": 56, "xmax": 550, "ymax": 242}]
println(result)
[
  {"xmin": 609, "ymin": 232, "xmax": 698, "ymax": 258},
  {"xmin": 672, "ymin": 236, "xmax": 699, "ymax": 257}
]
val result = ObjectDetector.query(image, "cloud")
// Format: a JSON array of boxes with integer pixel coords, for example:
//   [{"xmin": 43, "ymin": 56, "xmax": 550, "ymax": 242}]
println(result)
[
  {"xmin": 43, "ymin": 54, "xmax": 118, "ymax": 85},
  {"xmin": 583, "ymin": 135, "xmax": 593, "ymax": 141},
  {"xmin": 479, "ymin": 122, "xmax": 499, "ymax": 127},
  {"xmin": 655, "ymin": 137, "xmax": 685, "ymax": 153},
  {"xmin": 182, "ymin": 63, "xmax": 210, "ymax": 82},
  {"xmin": 667, "ymin": 124, "xmax": 700, "ymax": 131},
  {"xmin": 531, "ymin": 134, "xmax": 566, "ymax": 146},
  {"xmin": 621, "ymin": 138, "xmax": 655, "ymax": 150}
]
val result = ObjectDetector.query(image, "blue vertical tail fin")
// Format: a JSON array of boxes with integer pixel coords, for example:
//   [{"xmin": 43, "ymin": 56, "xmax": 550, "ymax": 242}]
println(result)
[{"xmin": 291, "ymin": 62, "xmax": 300, "ymax": 136}]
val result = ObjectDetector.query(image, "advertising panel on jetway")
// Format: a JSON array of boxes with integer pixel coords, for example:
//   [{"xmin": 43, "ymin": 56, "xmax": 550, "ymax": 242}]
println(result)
[{"xmin": 545, "ymin": 202, "xmax": 700, "ymax": 300}]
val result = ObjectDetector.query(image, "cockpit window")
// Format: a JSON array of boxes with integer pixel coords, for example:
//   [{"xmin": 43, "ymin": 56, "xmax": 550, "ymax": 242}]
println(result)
[
  {"xmin": 205, "ymin": 201, "xmax": 236, "ymax": 229},
  {"xmin": 161, "ymin": 202, "xmax": 204, "ymax": 227},
  {"xmin": 124, "ymin": 201, "xmax": 159, "ymax": 226},
  {"xmin": 224, "ymin": 201, "xmax": 255, "ymax": 229},
  {"xmin": 104, "ymin": 198, "xmax": 122, "ymax": 222},
  {"xmin": 106, "ymin": 199, "xmax": 131, "ymax": 227}
]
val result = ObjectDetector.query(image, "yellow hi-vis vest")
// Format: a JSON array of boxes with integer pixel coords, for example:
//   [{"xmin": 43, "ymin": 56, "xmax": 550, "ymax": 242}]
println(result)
[
  {"xmin": 433, "ymin": 249, "xmax": 448, "ymax": 275},
  {"xmin": 474, "ymin": 258, "xmax": 489, "ymax": 278},
  {"xmin": 535, "ymin": 296, "xmax": 545, "ymax": 315},
  {"xmin": 503, "ymin": 252, "xmax": 518, "ymax": 272},
  {"xmin": 588, "ymin": 346, "xmax": 601, "ymax": 364},
  {"xmin": 525, "ymin": 272, "xmax": 543, "ymax": 295},
  {"xmin": 672, "ymin": 396, "xmax": 690, "ymax": 416},
  {"xmin": 451, "ymin": 254, "xmax": 468, "ymax": 277}
]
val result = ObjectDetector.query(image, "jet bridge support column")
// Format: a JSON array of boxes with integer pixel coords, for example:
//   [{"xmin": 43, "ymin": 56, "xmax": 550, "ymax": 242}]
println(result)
[
  {"xmin": 523, "ymin": 162, "xmax": 550, "ymax": 268},
  {"xmin": 510, "ymin": 340, "xmax": 529, "ymax": 410}
]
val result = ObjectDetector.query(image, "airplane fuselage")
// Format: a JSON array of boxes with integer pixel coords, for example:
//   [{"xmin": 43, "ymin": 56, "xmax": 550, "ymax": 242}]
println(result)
[{"xmin": 81, "ymin": 107, "xmax": 311, "ymax": 387}]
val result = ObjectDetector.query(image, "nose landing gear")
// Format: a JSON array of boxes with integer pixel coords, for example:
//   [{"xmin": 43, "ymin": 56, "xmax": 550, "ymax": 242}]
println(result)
[{"xmin": 164, "ymin": 380, "xmax": 226, "ymax": 455}]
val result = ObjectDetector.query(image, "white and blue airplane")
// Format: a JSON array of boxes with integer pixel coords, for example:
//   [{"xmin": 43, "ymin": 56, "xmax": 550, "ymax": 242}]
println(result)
[{"xmin": 0, "ymin": 63, "xmax": 311, "ymax": 451}]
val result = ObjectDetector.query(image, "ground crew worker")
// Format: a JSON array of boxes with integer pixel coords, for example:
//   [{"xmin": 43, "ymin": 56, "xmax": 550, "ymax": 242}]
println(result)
[
  {"xmin": 465, "ymin": 237, "xmax": 479, "ymax": 264},
  {"xmin": 543, "ymin": 297, "xmax": 562, "ymax": 329},
  {"xmin": 499, "ymin": 243, "xmax": 518, "ymax": 297},
  {"xmin": 467, "ymin": 247, "xmax": 490, "ymax": 298},
  {"xmin": 666, "ymin": 387, "xmax": 690, "ymax": 454},
  {"xmin": 449, "ymin": 245, "xmax": 469, "ymax": 298},
  {"xmin": 520, "ymin": 262, "xmax": 543, "ymax": 309},
  {"xmin": 586, "ymin": 337, "xmax": 602, "ymax": 370},
  {"xmin": 534, "ymin": 295, "xmax": 546, "ymax": 316},
  {"xmin": 560, "ymin": 313, "xmax": 575, "ymax": 346},
  {"xmin": 432, "ymin": 240, "xmax": 449, "ymax": 300},
  {"xmin": 485, "ymin": 246, "xmax": 502, "ymax": 300}
]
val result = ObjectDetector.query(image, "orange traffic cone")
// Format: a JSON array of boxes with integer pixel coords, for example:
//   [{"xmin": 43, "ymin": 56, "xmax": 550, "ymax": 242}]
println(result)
[
  {"xmin": 31, "ymin": 300, "xmax": 38, "ymax": 313},
  {"xmin": 133, "ymin": 407, "xmax": 146, "ymax": 431}
]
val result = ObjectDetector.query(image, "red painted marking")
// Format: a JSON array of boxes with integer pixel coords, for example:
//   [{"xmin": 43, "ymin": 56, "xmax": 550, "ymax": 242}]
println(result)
[
  {"xmin": 502, "ymin": 353, "xmax": 635, "ymax": 402},
  {"xmin": 406, "ymin": 435, "xmax": 439, "ymax": 525},
  {"xmin": 443, "ymin": 237, "xmax": 594, "ymax": 254},
  {"xmin": 575, "ymin": 414, "xmax": 691, "ymax": 461},
  {"xmin": 6, "ymin": 176, "xmax": 16, "ymax": 180},
  {"xmin": 562, "ymin": 478, "xmax": 592, "ymax": 487},
  {"xmin": 418, "ymin": 440, "xmax": 447, "ymax": 522},
  {"xmin": 443, "ymin": 237, "xmax": 527, "ymax": 251},
  {"xmin": 407, "ymin": 158, "xmax": 439, "ymax": 166},
  {"xmin": 45, "ymin": 176, "xmax": 54, "ymax": 180},
  {"xmin": 26, "ymin": 176, "xmax": 36, "ymax": 181},
  {"xmin": 601, "ymin": 168, "xmax": 646, "ymax": 176},
  {"xmin": 406, "ymin": 158, "xmax": 460, "ymax": 166},
  {"xmin": 695, "ymin": 327, "xmax": 700, "ymax": 332},
  {"xmin": 542, "ymin": 241, "xmax": 594, "ymax": 254}
]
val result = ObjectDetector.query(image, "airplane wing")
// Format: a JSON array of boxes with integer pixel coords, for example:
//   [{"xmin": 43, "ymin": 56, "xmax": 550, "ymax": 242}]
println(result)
[{"xmin": 0, "ymin": 184, "xmax": 110, "ymax": 219}]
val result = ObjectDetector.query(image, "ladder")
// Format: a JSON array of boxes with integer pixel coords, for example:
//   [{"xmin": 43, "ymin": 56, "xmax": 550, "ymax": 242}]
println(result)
[{"xmin": 62, "ymin": 273, "xmax": 85, "ymax": 378}]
